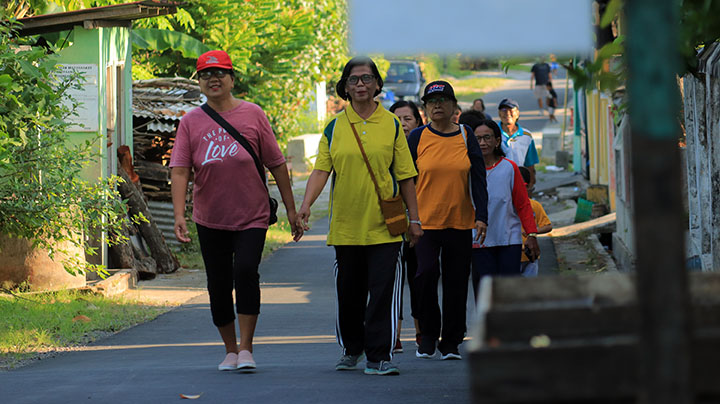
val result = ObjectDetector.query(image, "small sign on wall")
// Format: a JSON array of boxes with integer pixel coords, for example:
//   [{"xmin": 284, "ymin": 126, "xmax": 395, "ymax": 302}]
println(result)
[{"xmin": 56, "ymin": 64, "xmax": 99, "ymax": 132}]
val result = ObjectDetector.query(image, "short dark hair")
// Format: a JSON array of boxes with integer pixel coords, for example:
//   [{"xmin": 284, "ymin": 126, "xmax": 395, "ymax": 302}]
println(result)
[
  {"xmin": 519, "ymin": 166, "xmax": 531, "ymax": 185},
  {"xmin": 335, "ymin": 56, "xmax": 384, "ymax": 100},
  {"xmin": 458, "ymin": 111, "xmax": 505, "ymax": 157},
  {"xmin": 389, "ymin": 100, "xmax": 423, "ymax": 127},
  {"xmin": 472, "ymin": 98, "xmax": 485, "ymax": 110}
]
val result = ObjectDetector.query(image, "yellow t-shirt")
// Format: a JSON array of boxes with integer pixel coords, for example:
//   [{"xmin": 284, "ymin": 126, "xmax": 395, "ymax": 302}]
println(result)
[
  {"xmin": 521, "ymin": 199, "xmax": 551, "ymax": 262},
  {"xmin": 314, "ymin": 103, "xmax": 417, "ymax": 245}
]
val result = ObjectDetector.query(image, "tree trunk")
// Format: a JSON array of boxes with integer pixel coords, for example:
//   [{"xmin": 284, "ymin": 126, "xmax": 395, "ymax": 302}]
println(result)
[{"xmin": 117, "ymin": 167, "xmax": 179, "ymax": 274}]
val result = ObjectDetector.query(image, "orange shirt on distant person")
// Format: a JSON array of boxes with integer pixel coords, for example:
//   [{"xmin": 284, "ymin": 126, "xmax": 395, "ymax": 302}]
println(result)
[{"xmin": 521, "ymin": 199, "xmax": 551, "ymax": 262}]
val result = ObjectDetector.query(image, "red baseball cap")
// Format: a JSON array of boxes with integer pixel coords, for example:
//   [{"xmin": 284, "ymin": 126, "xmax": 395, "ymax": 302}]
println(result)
[{"xmin": 196, "ymin": 50, "xmax": 233, "ymax": 72}]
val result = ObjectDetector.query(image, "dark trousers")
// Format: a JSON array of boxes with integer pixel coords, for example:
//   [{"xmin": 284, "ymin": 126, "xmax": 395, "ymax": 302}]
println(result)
[
  {"xmin": 334, "ymin": 242, "xmax": 402, "ymax": 362},
  {"xmin": 414, "ymin": 229, "xmax": 472, "ymax": 353},
  {"xmin": 196, "ymin": 224, "xmax": 266, "ymax": 327},
  {"xmin": 400, "ymin": 241, "xmax": 420, "ymax": 321},
  {"xmin": 471, "ymin": 244, "xmax": 522, "ymax": 298}
]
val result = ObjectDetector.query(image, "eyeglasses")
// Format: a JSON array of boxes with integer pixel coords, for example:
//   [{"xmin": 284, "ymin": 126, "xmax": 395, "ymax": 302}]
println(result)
[
  {"xmin": 476, "ymin": 134, "xmax": 495, "ymax": 142},
  {"xmin": 198, "ymin": 69, "xmax": 231, "ymax": 80},
  {"xmin": 425, "ymin": 97, "xmax": 450, "ymax": 106},
  {"xmin": 347, "ymin": 74, "xmax": 375, "ymax": 85}
]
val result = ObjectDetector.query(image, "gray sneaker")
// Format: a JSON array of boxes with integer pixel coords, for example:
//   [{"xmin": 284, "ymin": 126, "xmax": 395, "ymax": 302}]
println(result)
[
  {"xmin": 364, "ymin": 360, "xmax": 400, "ymax": 375},
  {"xmin": 335, "ymin": 353, "xmax": 365, "ymax": 370}
]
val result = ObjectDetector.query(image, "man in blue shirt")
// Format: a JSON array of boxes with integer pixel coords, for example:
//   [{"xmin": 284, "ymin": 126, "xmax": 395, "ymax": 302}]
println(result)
[{"xmin": 497, "ymin": 98, "xmax": 539, "ymax": 189}]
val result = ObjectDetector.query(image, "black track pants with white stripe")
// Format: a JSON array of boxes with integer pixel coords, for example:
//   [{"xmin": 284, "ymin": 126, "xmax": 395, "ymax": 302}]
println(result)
[{"xmin": 334, "ymin": 242, "xmax": 402, "ymax": 363}]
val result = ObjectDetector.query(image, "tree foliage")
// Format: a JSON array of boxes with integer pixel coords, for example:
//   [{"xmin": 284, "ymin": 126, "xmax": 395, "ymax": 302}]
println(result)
[
  {"xmin": 21, "ymin": 0, "xmax": 349, "ymax": 146},
  {"xmin": 567, "ymin": 0, "xmax": 720, "ymax": 94},
  {"xmin": 0, "ymin": 17, "xmax": 132, "ymax": 275}
]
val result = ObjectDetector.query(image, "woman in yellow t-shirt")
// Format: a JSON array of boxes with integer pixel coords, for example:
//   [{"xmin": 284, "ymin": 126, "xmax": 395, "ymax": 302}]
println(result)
[{"xmin": 296, "ymin": 56, "xmax": 422, "ymax": 376}]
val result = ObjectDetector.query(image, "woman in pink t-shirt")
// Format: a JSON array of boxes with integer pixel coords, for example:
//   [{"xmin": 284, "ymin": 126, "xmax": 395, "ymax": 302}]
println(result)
[{"xmin": 170, "ymin": 50, "xmax": 302, "ymax": 372}]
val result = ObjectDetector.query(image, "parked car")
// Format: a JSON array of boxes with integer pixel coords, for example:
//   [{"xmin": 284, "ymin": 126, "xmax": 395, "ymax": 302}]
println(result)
[{"xmin": 383, "ymin": 60, "xmax": 425, "ymax": 103}]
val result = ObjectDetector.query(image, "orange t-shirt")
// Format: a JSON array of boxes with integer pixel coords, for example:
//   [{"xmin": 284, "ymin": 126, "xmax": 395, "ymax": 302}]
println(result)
[{"xmin": 412, "ymin": 125, "xmax": 477, "ymax": 230}]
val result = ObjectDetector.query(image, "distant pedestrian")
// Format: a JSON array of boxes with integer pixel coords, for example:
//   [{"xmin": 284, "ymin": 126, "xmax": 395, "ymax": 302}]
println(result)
[
  {"xmin": 472, "ymin": 98, "xmax": 493, "ymax": 121},
  {"xmin": 389, "ymin": 100, "xmax": 424, "ymax": 352},
  {"xmin": 408, "ymin": 81, "xmax": 488, "ymax": 361},
  {"xmin": 456, "ymin": 113, "xmax": 539, "ymax": 296},
  {"xmin": 546, "ymin": 82, "xmax": 559, "ymax": 123},
  {"xmin": 497, "ymin": 98, "xmax": 540, "ymax": 189},
  {"xmin": 296, "ymin": 56, "xmax": 422, "ymax": 376},
  {"xmin": 451, "ymin": 104, "xmax": 462, "ymax": 124},
  {"xmin": 518, "ymin": 166, "xmax": 552, "ymax": 277},
  {"xmin": 170, "ymin": 50, "xmax": 303, "ymax": 372},
  {"xmin": 530, "ymin": 59, "xmax": 553, "ymax": 114}
]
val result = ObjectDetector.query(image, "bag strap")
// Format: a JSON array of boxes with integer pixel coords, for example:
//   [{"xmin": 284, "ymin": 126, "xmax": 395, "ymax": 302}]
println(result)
[
  {"xmin": 346, "ymin": 113, "xmax": 384, "ymax": 201},
  {"xmin": 200, "ymin": 103, "xmax": 269, "ymax": 191}
]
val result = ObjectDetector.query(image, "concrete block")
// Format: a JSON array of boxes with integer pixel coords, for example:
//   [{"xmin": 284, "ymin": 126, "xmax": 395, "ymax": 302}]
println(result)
[
  {"xmin": 541, "ymin": 126, "xmax": 561, "ymax": 159},
  {"xmin": 89, "ymin": 269, "xmax": 137, "ymax": 297},
  {"xmin": 287, "ymin": 134, "xmax": 322, "ymax": 173}
]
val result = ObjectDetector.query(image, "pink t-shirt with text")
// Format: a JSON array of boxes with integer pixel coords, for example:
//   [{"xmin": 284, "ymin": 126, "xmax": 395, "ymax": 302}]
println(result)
[{"xmin": 169, "ymin": 101, "xmax": 285, "ymax": 231}]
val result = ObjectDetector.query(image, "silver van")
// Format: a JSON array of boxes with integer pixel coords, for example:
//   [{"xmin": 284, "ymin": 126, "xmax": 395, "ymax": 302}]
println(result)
[{"xmin": 383, "ymin": 60, "xmax": 425, "ymax": 103}]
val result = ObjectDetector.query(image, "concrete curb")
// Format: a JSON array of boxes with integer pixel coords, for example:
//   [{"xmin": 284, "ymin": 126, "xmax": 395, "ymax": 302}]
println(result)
[
  {"xmin": 87, "ymin": 269, "xmax": 137, "ymax": 297},
  {"xmin": 549, "ymin": 212, "xmax": 616, "ymax": 237}
]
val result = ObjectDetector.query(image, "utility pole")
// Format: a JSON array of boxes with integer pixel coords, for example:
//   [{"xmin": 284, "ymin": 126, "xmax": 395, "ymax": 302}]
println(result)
[{"xmin": 626, "ymin": 0, "xmax": 693, "ymax": 403}]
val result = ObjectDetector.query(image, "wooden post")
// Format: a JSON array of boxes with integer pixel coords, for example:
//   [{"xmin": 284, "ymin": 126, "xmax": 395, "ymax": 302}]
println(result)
[{"xmin": 626, "ymin": 0, "xmax": 692, "ymax": 403}]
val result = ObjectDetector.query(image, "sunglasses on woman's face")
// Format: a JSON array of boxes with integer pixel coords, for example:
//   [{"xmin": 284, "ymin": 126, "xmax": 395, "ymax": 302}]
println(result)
[
  {"xmin": 198, "ymin": 69, "xmax": 231, "ymax": 80},
  {"xmin": 347, "ymin": 74, "xmax": 375, "ymax": 85},
  {"xmin": 476, "ymin": 134, "xmax": 495, "ymax": 142}
]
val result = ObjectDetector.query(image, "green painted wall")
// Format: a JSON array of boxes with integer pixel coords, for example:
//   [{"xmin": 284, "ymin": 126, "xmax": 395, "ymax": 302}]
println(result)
[{"xmin": 55, "ymin": 25, "xmax": 134, "ymax": 268}]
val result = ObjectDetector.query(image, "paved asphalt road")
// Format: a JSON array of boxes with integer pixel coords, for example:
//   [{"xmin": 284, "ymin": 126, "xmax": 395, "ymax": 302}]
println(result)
[
  {"xmin": 0, "ymin": 217, "xmax": 474, "ymax": 404},
  {"xmin": 479, "ymin": 66, "xmax": 569, "ymax": 135}
]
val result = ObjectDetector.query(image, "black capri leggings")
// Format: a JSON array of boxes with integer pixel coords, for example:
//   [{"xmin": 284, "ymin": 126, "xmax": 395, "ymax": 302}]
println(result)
[{"xmin": 196, "ymin": 224, "xmax": 267, "ymax": 327}]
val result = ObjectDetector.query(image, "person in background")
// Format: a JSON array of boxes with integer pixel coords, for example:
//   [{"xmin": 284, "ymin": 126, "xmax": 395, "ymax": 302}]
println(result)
[
  {"xmin": 408, "ymin": 81, "xmax": 488, "ymax": 361},
  {"xmin": 389, "ymin": 100, "xmax": 424, "ymax": 352},
  {"xmin": 456, "ymin": 112, "xmax": 539, "ymax": 297},
  {"xmin": 546, "ymin": 82, "xmax": 559, "ymax": 123},
  {"xmin": 451, "ymin": 104, "xmax": 462, "ymax": 124},
  {"xmin": 472, "ymin": 98, "xmax": 493, "ymax": 121},
  {"xmin": 530, "ymin": 58, "xmax": 552, "ymax": 114},
  {"xmin": 170, "ymin": 50, "xmax": 303, "ymax": 372},
  {"xmin": 497, "ymin": 98, "xmax": 539, "ymax": 190},
  {"xmin": 296, "ymin": 56, "xmax": 422, "ymax": 376},
  {"xmin": 518, "ymin": 166, "xmax": 552, "ymax": 277}
]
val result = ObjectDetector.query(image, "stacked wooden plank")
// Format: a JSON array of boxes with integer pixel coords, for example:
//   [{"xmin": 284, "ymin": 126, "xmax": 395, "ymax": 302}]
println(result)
[{"xmin": 132, "ymin": 78, "xmax": 203, "ymax": 201}]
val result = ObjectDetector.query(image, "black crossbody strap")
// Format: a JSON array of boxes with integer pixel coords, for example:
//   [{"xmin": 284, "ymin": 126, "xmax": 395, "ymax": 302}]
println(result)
[{"xmin": 200, "ymin": 103, "xmax": 268, "ymax": 190}]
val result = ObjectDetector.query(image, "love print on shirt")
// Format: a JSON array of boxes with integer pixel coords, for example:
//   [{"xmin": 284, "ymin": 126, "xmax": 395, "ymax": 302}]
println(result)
[{"xmin": 201, "ymin": 129, "xmax": 240, "ymax": 166}]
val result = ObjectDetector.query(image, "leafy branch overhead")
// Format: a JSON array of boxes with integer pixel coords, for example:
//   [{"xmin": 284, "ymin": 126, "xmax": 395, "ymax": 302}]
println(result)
[
  {"xmin": 567, "ymin": 0, "xmax": 720, "ymax": 94},
  {"xmin": 9, "ymin": 0, "xmax": 348, "ymax": 146}
]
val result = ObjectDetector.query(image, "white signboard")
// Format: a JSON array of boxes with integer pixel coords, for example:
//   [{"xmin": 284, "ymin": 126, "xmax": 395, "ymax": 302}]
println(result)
[
  {"xmin": 56, "ymin": 64, "xmax": 99, "ymax": 132},
  {"xmin": 350, "ymin": 0, "xmax": 592, "ymax": 55}
]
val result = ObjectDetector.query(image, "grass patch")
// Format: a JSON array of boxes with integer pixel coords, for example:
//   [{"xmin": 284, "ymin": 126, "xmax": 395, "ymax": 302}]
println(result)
[
  {"xmin": 264, "ymin": 218, "xmax": 294, "ymax": 256},
  {"xmin": 507, "ymin": 64, "xmax": 532, "ymax": 72},
  {"xmin": 0, "ymin": 289, "xmax": 167, "ymax": 369},
  {"xmin": 445, "ymin": 76, "xmax": 507, "ymax": 103}
]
